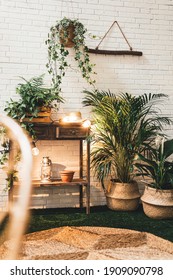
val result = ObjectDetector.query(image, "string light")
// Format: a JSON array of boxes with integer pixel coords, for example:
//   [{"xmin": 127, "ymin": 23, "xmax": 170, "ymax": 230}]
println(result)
[
  {"xmin": 82, "ymin": 119, "xmax": 91, "ymax": 128},
  {"xmin": 32, "ymin": 142, "xmax": 39, "ymax": 156}
]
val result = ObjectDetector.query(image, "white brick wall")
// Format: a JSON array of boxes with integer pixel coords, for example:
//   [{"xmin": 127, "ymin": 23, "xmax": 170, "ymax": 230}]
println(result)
[{"xmin": 1, "ymin": 0, "xmax": 173, "ymax": 210}]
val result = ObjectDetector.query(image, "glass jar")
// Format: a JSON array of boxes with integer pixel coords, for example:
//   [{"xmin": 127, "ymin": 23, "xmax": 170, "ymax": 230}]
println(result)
[{"xmin": 41, "ymin": 156, "xmax": 52, "ymax": 182}]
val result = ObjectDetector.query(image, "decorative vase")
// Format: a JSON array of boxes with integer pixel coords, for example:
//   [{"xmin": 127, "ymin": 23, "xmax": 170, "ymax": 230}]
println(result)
[
  {"xmin": 106, "ymin": 181, "xmax": 140, "ymax": 211},
  {"xmin": 60, "ymin": 170, "xmax": 75, "ymax": 182},
  {"xmin": 141, "ymin": 186, "xmax": 173, "ymax": 219}
]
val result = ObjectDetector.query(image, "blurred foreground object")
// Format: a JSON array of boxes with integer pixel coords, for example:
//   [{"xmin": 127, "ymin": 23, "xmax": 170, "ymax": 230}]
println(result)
[{"xmin": 0, "ymin": 114, "xmax": 32, "ymax": 259}]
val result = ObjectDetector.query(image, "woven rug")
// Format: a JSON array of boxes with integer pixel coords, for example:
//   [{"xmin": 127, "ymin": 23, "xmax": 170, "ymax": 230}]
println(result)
[{"xmin": 0, "ymin": 226, "xmax": 173, "ymax": 260}]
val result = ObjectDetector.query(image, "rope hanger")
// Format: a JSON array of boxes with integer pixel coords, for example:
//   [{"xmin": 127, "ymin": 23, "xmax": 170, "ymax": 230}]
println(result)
[{"xmin": 88, "ymin": 21, "xmax": 143, "ymax": 56}]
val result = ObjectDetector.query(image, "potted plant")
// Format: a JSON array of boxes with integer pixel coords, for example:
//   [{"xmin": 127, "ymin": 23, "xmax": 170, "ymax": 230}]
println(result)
[
  {"xmin": 135, "ymin": 137, "xmax": 173, "ymax": 219},
  {"xmin": 45, "ymin": 17, "xmax": 96, "ymax": 95},
  {"xmin": 83, "ymin": 90, "xmax": 172, "ymax": 211},
  {"xmin": 4, "ymin": 75, "xmax": 63, "ymax": 138}
]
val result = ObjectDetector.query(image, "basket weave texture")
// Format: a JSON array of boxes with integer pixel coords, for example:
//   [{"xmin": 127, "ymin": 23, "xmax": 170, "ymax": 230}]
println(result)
[
  {"xmin": 141, "ymin": 186, "xmax": 173, "ymax": 219},
  {"xmin": 106, "ymin": 181, "xmax": 140, "ymax": 211}
]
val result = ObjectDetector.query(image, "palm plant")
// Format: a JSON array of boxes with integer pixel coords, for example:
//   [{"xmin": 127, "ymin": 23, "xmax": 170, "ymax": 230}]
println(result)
[{"xmin": 83, "ymin": 90, "xmax": 172, "ymax": 191}]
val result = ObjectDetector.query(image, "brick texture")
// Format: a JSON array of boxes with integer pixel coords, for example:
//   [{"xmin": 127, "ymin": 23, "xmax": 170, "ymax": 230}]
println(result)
[{"xmin": 1, "ymin": 0, "xmax": 173, "ymax": 210}]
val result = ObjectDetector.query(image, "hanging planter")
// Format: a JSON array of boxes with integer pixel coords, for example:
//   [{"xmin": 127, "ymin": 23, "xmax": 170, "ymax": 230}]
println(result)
[
  {"xmin": 45, "ymin": 17, "xmax": 96, "ymax": 96},
  {"xmin": 59, "ymin": 24, "xmax": 75, "ymax": 47}
]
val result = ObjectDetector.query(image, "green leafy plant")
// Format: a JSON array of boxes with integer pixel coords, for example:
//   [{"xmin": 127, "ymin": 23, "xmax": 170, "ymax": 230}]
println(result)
[
  {"xmin": 83, "ymin": 90, "xmax": 172, "ymax": 190},
  {"xmin": 0, "ymin": 127, "xmax": 9, "ymax": 166},
  {"xmin": 135, "ymin": 137, "xmax": 173, "ymax": 189},
  {"xmin": 0, "ymin": 127, "xmax": 18, "ymax": 191},
  {"xmin": 45, "ymin": 17, "xmax": 96, "ymax": 94},
  {"xmin": 5, "ymin": 75, "xmax": 62, "ymax": 118},
  {"xmin": 4, "ymin": 75, "xmax": 63, "ymax": 137}
]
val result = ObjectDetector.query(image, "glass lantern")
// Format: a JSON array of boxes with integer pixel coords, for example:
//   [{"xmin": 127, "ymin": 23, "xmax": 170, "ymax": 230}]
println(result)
[{"xmin": 41, "ymin": 156, "xmax": 52, "ymax": 182}]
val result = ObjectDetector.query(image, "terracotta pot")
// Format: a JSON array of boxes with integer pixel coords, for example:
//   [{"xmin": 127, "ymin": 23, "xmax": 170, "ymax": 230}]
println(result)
[
  {"xmin": 60, "ymin": 170, "xmax": 75, "ymax": 182},
  {"xmin": 106, "ymin": 181, "xmax": 140, "ymax": 211},
  {"xmin": 141, "ymin": 186, "xmax": 173, "ymax": 219},
  {"xmin": 59, "ymin": 25, "xmax": 75, "ymax": 48}
]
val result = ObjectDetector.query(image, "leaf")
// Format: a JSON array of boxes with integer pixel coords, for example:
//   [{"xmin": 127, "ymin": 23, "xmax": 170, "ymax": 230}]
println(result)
[{"xmin": 163, "ymin": 139, "xmax": 173, "ymax": 159}]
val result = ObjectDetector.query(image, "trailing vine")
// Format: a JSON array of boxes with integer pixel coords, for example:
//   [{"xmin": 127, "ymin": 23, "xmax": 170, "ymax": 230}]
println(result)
[{"xmin": 45, "ymin": 17, "xmax": 96, "ymax": 95}]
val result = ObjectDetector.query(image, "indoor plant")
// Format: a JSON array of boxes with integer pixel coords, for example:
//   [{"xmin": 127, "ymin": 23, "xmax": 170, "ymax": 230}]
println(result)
[
  {"xmin": 0, "ymin": 126, "xmax": 19, "ymax": 191},
  {"xmin": 45, "ymin": 17, "xmax": 96, "ymax": 95},
  {"xmin": 83, "ymin": 90, "xmax": 172, "ymax": 211},
  {"xmin": 4, "ymin": 75, "xmax": 63, "ymax": 138},
  {"xmin": 135, "ymin": 137, "xmax": 173, "ymax": 219}
]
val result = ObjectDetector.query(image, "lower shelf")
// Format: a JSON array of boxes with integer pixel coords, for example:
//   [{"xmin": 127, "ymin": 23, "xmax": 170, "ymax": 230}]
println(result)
[
  {"xmin": 32, "ymin": 178, "xmax": 88, "ymax": 187},
  {"xmin": 12, "ymin": 179, "xmax": 90, "ymax": 214}
]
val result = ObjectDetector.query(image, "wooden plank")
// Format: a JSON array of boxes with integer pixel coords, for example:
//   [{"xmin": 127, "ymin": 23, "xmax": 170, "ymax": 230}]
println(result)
[
  {"xmin": 32, "ymin": 179, "xmax": 88, "ymax": 187},
  {"xmin": 23, "ymin": 117, "xmax": 52, "ymax": 123},
  {"xmin": 88, "ymin": 48, "xmax": 143, "ymax": 56}
]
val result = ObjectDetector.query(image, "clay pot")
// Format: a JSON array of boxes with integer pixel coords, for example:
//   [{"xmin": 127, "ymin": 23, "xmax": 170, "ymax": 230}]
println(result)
[
  {"xmin": 106, "ymin": 181, "xmax": 140, "ymax": 211},
  {"xmin": 60, "ymin": 170, "xmax": 75, "ymax": 182},
  {"xmin": 59, "ymin": 25, "xmax": 75, "ymax": 48},
  {"xmin": 141, "ymin": 186, "xmax": 173, "ymax": 219}
]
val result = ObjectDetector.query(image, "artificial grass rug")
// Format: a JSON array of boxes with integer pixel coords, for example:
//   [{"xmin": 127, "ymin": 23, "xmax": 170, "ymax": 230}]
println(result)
[{"xmin": 27, "ymin": 205, "xmax": 173, "ymax": 243}]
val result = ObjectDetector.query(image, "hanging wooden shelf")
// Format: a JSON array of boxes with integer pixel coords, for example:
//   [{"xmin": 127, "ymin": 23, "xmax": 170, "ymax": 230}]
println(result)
[
  {"xmin": 88, "ymin": 49, "xmax": 142, "ymax": 56},
  {"xmin": 88, "ymin": 21, "xmax": 143, "ymax": 56}
]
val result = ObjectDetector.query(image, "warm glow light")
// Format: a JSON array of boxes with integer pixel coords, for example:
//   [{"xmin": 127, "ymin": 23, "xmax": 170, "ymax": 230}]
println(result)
[
  {"xmin": 82, "ymin": 119, "xmax": 91, "ymax": 128},
  {"xmin": 62, "ymin": 115, "xmax": 78, "ymax": 122},
  {"xmin": 62, "ymin": 112, "xmax": 82, "ymax": 123},
  {"xmin": 32, "ymin": 141, "xmax": 39, "ymax": 156},
  {"xmin": 32, "ymin": 147, "xmax": 39, "ymax": 156}
]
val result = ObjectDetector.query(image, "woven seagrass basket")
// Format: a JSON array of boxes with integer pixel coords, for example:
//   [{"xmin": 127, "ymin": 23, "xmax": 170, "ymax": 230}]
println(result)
[
  {"xmin": 106, "ymin": 181, "xmax": 140, "ymax": 211},
  {"xmin": 141, "ymin": 186, "xmax": 173, "ymax": 219}
]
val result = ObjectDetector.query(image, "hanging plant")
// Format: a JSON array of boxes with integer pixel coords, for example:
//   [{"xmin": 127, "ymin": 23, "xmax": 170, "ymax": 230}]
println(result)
[{"xmin": 45, "ymin": 17, "xmax": 96, "ymax": 95}]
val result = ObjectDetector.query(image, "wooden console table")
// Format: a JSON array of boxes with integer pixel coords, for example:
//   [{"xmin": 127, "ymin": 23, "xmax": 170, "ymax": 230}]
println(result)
[
  {"xmin": 31, "ymin": 122, "xmax": 90, "ymax": 214},
  {"xmin": 9, "ymin": 121, "xmax": 90, "ymax": 214}
]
